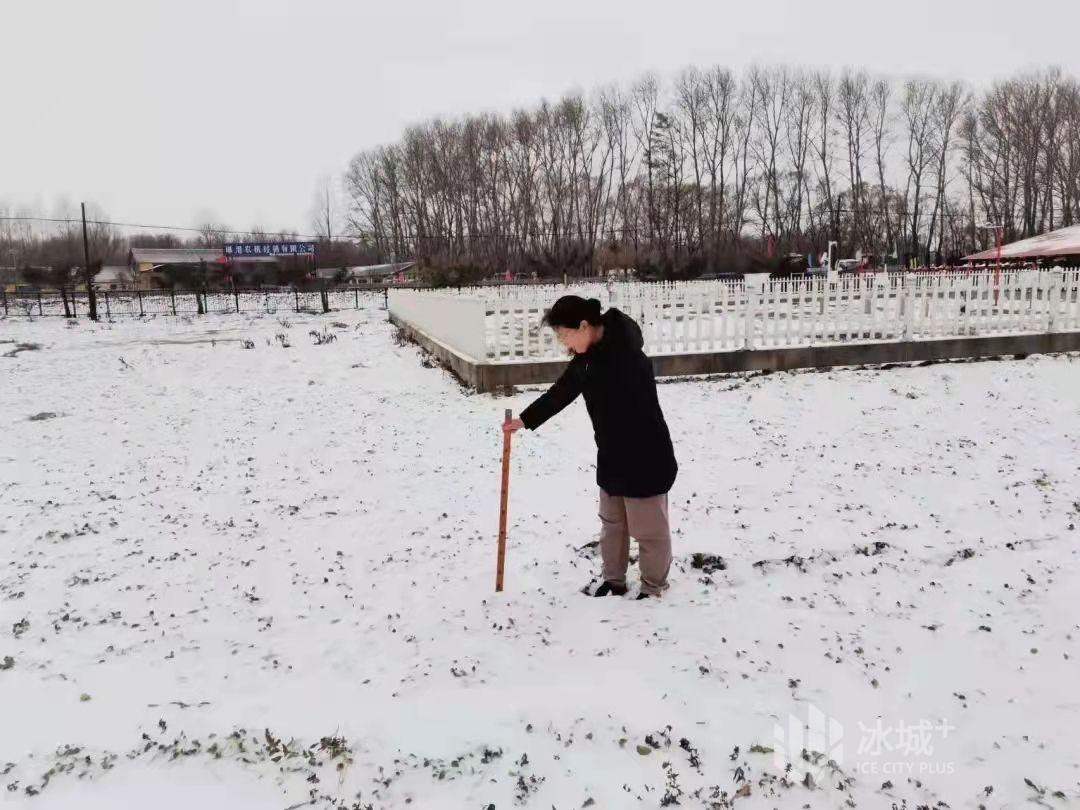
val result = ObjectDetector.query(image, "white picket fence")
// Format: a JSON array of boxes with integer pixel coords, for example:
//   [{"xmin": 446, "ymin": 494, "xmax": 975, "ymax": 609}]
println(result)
[{"xmin": 390, "ymin": 268, "xmax": 1080, "ymax": 363}]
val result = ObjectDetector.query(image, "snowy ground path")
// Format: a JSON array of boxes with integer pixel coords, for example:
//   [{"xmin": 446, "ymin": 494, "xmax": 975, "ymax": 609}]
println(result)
[{"xmin": 1, "ymin": 309, "xmax": 1078, "ymax": 808}]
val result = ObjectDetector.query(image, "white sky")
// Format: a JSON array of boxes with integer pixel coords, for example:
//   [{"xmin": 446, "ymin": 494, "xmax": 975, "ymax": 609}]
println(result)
[{"xmin": 3, "ymin": 0, "xmax": 1077, "ymax": 236}]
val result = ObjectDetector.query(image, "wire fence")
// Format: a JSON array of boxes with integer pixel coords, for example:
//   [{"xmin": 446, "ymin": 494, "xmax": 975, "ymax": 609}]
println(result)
[{"xmin": 0, "ymin": 287, "xmax": 389, "ymax": 319}]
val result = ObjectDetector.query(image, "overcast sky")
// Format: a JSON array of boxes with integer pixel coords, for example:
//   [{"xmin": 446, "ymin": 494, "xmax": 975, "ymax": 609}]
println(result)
[{"xmin": 3, "ymin": 0, "xmax": 1078, "ymax": 237}]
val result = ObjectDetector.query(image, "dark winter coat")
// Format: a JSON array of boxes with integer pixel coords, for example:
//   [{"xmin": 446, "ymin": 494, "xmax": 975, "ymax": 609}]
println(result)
[{"xmin": 519, "ymin": 308, "xmax": 678, "ymax": 498}]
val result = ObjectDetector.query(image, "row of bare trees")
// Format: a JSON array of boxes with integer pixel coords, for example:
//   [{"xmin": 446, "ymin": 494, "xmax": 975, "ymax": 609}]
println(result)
[
  {"xmin": 0, "ymin": 204, "xmax": 381, "ymax": 302},
  {"xmin": 0, "ymin": 205, "xmax": 122, "ymax": 273},
  {"xmin": 0, "ymin": 205, "xmax": 124, "ymax": 318},
  {"xmin": 0, "ymin": 206, "xmax": 265, "ymax": 274},
  {"xmin": 344, "ymin": 66, "xmax": 1080, "ymax": 280}
]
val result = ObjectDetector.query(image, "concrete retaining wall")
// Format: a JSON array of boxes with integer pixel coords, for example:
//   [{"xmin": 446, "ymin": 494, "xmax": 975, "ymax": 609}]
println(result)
[{"xmin": 390, "ymin": 312, "xmax": 1080, "ymax": 393}]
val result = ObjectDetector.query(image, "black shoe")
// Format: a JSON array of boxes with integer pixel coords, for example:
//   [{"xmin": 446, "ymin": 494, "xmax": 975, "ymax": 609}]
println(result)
[
  {"xmin": 636, "ymin": 592, "xmax": 652, "ymax": 601},
  {"xmin": 593, "ymin": 581, "xmax": 628, "ymax": 597}
]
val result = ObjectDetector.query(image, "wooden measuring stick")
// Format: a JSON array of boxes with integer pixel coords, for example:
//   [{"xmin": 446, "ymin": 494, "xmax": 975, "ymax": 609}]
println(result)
[{"xmin": 496, "ymin": 408, "xmax": 513, "ymax": 592}]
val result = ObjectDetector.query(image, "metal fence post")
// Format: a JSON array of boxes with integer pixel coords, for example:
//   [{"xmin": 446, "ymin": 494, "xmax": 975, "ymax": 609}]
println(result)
[
  {"xmin": 234, "ymin": 286, "xmax": 240, "ymax": 314},
  {"xmin": 104, "ymin": 291, "xmax": 110, "ymax": 319},
  {"xmin": 355, "ymin": 287, "xmax": 359, "ymax": 309},
  {"xmin": 171, "ymin": 289, "xmax": 176, "ymax": 316},
  {"xmin": 38, "ymin": 291, "xmax": 43, "ymax": 316},
  {"xmin": 138, "ymin": 289, "xmax": 144, "ymax": 317},
  {"xmin": 295, "ymin": 289, "xmax": 300, "ymax": 313}
]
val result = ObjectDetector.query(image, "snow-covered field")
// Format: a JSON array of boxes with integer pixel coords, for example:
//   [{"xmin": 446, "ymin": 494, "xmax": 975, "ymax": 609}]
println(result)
[{"xmin": 2, "ymin": 307, "xmax": 1078, "ymax": 809}]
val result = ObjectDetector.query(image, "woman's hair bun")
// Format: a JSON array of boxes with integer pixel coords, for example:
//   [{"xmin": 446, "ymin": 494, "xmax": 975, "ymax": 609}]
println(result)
[{"xmin": 543, "ymin": 295, "xmax": 605, "ymax": 328}]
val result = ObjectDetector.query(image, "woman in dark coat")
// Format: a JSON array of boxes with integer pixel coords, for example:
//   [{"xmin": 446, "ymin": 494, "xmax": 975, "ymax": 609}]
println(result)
[{"xmin": 504, "ymin": 296, "xmax": 678, "ymax": 599}]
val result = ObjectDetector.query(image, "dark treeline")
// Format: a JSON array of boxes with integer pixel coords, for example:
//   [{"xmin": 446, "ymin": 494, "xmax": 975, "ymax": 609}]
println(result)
[
  {"xmin": 0, "ymin": 208, "xmax": 380, "ymax": 287},
  {"xmin": 345, "ymin": 65, "xmax": 1080, "ymax": 281}
]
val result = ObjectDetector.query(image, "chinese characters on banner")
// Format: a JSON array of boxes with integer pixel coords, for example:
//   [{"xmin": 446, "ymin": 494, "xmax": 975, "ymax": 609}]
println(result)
[{"xmin": 222, "ymin": 242, "xmax": 316, "ymax": 258}]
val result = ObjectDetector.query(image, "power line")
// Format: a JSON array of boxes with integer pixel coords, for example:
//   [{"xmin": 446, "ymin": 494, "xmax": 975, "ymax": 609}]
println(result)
[
  {"xmin": 0, "ymin": 215, "xmax": 647, "ymax": 241},
  {"xmin": 0, "ymin": 216, "xmax": 361, "ymax": 242},
  {"xmin": 0, "ymin": 204, "xmax": 973, "ymax": 246}
]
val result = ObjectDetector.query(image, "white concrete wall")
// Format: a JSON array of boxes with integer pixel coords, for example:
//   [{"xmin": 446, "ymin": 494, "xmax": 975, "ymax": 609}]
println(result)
[{"xmin": 388, "ymin": 290, "xmax": 488, "ymax": 362}]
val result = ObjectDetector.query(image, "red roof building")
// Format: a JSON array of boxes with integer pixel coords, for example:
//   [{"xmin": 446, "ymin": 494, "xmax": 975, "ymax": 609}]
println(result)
[{"xmin": 964, "ymin": 224, "xmax": 1080, "ymax": 263}]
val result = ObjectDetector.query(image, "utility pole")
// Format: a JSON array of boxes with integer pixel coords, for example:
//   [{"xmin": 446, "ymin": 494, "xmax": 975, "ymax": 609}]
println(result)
[
  {"xmin": 81, "ymin": 202, "xmax": 91, "ymax": 277},
  {"xmin": 81, "ymin": 202, "xmax": 99, "ymax": 320},
  {"xmin": 325, "ymin": 186, "xmax": 333, "ymax": 242}
]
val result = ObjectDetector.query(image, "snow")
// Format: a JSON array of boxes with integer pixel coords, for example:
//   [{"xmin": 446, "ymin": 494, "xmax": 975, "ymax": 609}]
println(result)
[
  {"xmin": 2, "ymin": 307, "xmax": 1079, "ymax": 808},
  {"xmin": 30, "ymin": 762, "xmax": 282, "ymax": 810}
]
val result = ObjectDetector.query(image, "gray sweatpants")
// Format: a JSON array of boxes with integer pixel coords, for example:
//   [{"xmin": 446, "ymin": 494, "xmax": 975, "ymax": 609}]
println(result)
[{"xmin": 598, "ymin": 488, "xmax": 672, "ymax": 596}]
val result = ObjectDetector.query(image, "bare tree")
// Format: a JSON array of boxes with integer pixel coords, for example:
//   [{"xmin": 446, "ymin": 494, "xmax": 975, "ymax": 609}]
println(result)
[
  {"xmin": 926, "ymin": 82, "xmax": 967, "ymax": 258},
  {"xmin": 730, "ymin": 74, "xmax": 758, "ymax": 240},
  {"xmin": 749, "ymin": 66, "xmax": 791, "ymax": 243},
  {"xmin": 902, "ymin": 79, "xmax": 938, "ymax": 261},
  {"xmin": 869, "ymin": 78, "xmax": 895, "ymax": 255},
  {"xmin": 701, "ymin": 66, "xmax": 738, "ymax": 260},
  {"xmin": 1055, "ymin": 77, "xmax": 1080, "ymax": 225},
  {"xmin": 811, "ymin": 71, "xmax": 841, "ymax": 249},
  {"xmin": 631, "ymin": 74, "xmax": 662, "ymax": 248},
  {"xmin": 837, "ymin": 70, "xmax": 871, "ymax": 251},
  {"xmin": 785, "ymin": 71, "xmax": 816, "ymax": 240},
  {"xmin": 598, "ymin": 85, "xmax": 638, "ymax": 250},
  {"xmin": 675, "ymin": 67, "xmax": 710, "ymax": 255},
  {"xmin": 196, "ymin": 222, "xmax": 231, "ymax": 248},
  {"xmin": 312, "ymin": 176, "xmax": 339, "ymax": 241}
]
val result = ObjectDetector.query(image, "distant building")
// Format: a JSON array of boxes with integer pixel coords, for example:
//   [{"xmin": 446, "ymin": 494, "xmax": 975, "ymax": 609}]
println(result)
[
  {"xmin": 128, "ymin": 248, "xmax": 278, "ymax": 290},
  {"xmin": 964, "ymin": 224, "xmax": 1080, "ymax": 264},
  {"xmin": 93, "ymin": 265, "xmax": 134, "ymax": 290},
  {"xmin": 316, "ymin": 261, "xmax": 417, "ymax": 286},
  {"xmin": 1, "ymin": 266, "xmax": 51, "ymax": 294}
]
